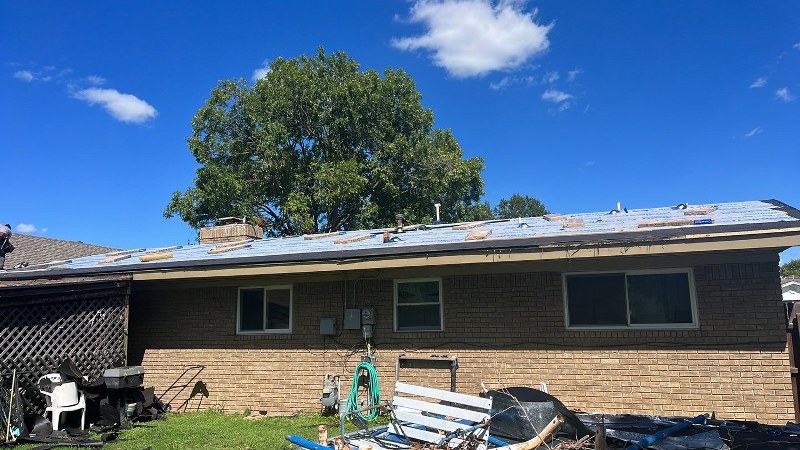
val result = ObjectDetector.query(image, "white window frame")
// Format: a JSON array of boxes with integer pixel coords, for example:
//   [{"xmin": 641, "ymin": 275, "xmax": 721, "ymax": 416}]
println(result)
[
  {"xmin": 563, "ymin": 268, "xmax": 699, "ymax": 330},
  {"xmin": 394, "ymin": 278, "xmax": 444, "ymax": 332},
  {"xmin": 236, "ymin": 285, "xmax": 293, "ymax": 334}
]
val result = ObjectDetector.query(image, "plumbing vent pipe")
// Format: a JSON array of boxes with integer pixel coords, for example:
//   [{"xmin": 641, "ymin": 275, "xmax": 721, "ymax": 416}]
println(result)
[{"xmin": 434, "ymin": 203, "xmax": 441, "ymax": 224}]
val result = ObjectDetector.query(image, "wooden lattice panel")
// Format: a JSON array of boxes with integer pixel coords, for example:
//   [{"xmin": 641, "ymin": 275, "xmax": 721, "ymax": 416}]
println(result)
[{"xmin": 0, "ymin": 291, "xmax": 128, "ymax": 414}]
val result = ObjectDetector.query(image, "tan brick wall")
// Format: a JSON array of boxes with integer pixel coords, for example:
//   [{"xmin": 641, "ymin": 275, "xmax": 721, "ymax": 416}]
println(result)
[{"xmin": 128, "ymin": 254, "xmax": 792, "ymax": 423}]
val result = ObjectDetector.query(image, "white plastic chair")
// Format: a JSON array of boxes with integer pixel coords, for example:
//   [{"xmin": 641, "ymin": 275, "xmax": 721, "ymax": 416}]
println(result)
[
  {"xmin": 39, "ymin": 373, "xmax": 62, "ymax": 384},
  {"xmin": 39, "ymin": 375, "xmax": 85, "ymax": 430}
]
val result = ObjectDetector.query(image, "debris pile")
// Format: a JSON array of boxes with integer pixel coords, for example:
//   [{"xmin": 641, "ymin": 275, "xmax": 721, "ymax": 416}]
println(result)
[
  {"xmin": 1, "ymin": 358, "xmax": 167, "ymax": 447},
  {"xmin": 293, "ymin": 382, "xmax": 800, "ymax": 450}
]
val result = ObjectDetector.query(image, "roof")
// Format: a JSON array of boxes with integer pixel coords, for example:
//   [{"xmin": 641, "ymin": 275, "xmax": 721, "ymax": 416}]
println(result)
[
  {"xmin": 784, "ymin": 277, "xmax": 800, "ymax": 302},
  {"xmin": 1, "ymin": 199, "xmax": 799, "ymax": 281},
  {"xmin": 2, "ymin": 234, "xmax": 117, "ymax": 269}
]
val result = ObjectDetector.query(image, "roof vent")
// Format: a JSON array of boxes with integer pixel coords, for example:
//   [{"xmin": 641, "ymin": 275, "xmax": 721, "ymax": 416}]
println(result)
[{"xmin": 199, "ymin": 217, "xmax": 263, "ymax": 244}]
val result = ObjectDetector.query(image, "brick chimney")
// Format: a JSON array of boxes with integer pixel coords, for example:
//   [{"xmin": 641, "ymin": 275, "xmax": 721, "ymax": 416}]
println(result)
[{"xmin": 199, "ymin": 217, "xmax": 263, "ymax": 244}]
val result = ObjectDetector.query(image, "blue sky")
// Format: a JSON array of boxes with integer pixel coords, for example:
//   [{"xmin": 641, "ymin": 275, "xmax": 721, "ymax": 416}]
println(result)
[{"xmin": 3, "ymin": 1, "xmax": 799, "ymax": 262}]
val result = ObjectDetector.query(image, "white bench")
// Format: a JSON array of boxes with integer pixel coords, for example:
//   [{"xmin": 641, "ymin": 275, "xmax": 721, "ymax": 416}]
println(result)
[
  {"xmin": 313, "ymin": 381, "xmax": 563, "ymax": 450},
  {"xmin": 385, "ymin": 381, "xmax": 493, "ymax": 449}
]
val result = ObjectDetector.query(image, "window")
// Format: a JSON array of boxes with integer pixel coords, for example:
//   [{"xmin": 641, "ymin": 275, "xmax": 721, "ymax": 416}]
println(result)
[
  {"xmin": 564, "ymin": 269, "xmax": 697, "ymax": 329},
  {"xmin": 237, "ymin": 285, "xmax": 292, "ymax": 334},
  {"xmin": 395, "ymin": 279, "xmax": 443, "ymax": 332}
]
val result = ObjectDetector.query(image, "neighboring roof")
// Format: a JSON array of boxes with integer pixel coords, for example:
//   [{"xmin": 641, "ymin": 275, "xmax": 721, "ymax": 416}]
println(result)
[
  {"xmin": 1, "ymin": 199, "xmax": 799, "ymax": 281},
  {"xmin": 2, "ymin": 234, "xmax": 117, "ymax": 269},
  {"xmin": 783, "ymin": 277, "xmax": 800, "ymax": 302}
]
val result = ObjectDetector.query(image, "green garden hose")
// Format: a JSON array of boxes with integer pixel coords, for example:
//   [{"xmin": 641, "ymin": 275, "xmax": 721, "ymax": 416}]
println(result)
[{"xmin": 345, "ymin": 361, "xmax": 381, "ymax": 422}]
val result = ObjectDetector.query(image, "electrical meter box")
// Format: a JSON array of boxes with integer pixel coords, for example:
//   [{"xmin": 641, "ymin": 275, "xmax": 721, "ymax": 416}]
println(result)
[
  {"xmin": 344, "ymin": 308, "xmax": 361, "ymax": 330},
  {"xmin": 361, "ymin": 307, "xmax": 376, "ymax": 325}
]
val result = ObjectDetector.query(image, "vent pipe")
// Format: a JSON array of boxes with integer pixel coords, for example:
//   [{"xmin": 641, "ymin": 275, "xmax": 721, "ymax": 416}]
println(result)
[{"xmin": 434, "ymin": 203, "xmax": 441, "ymax": 224}]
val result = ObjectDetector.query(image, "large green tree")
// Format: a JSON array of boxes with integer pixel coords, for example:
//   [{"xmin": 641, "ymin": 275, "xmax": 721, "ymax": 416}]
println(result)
[
  {"xmin": 782, "ymin": 259, "xmax": 800, "ymax": 277},
  {"xmin": 493, "ymin": 194, "xmax": 548, "ymax": 219},
  {"xmin": 165, "ymin": 49, "xmax": 487, "ymax": 236}
]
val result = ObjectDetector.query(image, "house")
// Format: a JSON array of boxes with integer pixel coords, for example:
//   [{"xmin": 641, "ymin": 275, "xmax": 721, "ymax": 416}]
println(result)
[
  {"xmin": 783, "ymin": 276, "xmax": 800, "ymax": 321},
  {"xmin": 2, "ymin": 233, "xmax": 117, "ymax": 269},
  {"xmin": 1, "ymin": 199, "xmax": 799, "ymax": 423},
  {"xmin": 785, "ymin": 277, "xmax": 800, "ymax": 302}
]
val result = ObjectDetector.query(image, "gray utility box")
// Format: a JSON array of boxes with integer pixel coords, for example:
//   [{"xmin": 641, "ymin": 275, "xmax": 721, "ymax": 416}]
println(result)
[
  {"xmin": 104, "ymin": 365, "xmax": 145, "ymax": 389},
  {"xmin": 320, "ymin": 318, "xmax": 336, "ymax": 335},
  {"xmin": 344, "ymin": 308, "xmax": 361, "ymax": 330}
]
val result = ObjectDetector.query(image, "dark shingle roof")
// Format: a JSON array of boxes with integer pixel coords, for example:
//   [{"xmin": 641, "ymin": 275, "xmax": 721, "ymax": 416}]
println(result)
[{"xmin": 3, "ymin": 234, "xmax": 117, "ymax": 269}]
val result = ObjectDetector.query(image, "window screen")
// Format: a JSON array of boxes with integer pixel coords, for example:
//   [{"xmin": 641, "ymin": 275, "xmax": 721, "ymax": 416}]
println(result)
[
  {"xmin": 238, "ymin": 286, "xmax": 292, "ymax": 333},
  {"xmin": 628, "ymin": 273, "xmax": 693, "ymax": 325},
  {"xmin": 239, "ymin": 288, "xmax": 265, "ymax": 332},
  {"xmin": 565, "ymin": 271, "xmax": 695, "ymax": 329},
  {"xmin": 566, "ymin": 274, "xmax": 627, "ymax": 326},
  {"xmin": 396, "ymin": 280, "xmax": 442, "ymax": 331}
]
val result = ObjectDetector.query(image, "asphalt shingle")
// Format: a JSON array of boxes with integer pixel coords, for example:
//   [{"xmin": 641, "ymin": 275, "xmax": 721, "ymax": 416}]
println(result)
[{"xmin": 2, "ymin": 234, "xmax": 117, "ymax": 269}]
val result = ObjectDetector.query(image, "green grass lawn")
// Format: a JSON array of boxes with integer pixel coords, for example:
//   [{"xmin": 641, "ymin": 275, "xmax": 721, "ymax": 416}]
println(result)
[
  {"xmin": 13, "ymin": 411, "xmax": 350, "ymax": 450},
  {"xmin": 107, "ymin": 412, "xmax": 344, "ymax": 449}
]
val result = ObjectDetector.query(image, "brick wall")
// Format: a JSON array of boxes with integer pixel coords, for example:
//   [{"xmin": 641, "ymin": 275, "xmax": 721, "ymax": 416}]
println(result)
[{"xmin": 128, "ymin": 255, "xmax": 792, "ymax": 423}]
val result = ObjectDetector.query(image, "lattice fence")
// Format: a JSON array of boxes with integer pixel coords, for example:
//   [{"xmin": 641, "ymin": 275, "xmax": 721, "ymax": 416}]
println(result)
[{"xmin": 0, "ymin": 287, "xmax": 128, "ymax": 414}]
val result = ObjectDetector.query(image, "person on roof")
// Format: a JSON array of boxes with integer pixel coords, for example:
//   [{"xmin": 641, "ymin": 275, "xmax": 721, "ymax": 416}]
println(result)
[{"xmin": 0, "ymin": 224, "xmax": 14, "ymax": 269}]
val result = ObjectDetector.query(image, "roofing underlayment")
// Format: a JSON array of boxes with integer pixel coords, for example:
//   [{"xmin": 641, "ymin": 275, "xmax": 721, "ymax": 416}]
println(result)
[{"xmin": 1, "ymin": 199, "xmax": 799, "ymax": 280}]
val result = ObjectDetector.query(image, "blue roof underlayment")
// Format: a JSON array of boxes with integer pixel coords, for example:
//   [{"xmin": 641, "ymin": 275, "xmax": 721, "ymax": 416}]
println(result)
[{"xmin": 2, "ymin": 199, "xmax": 799, "ymax": 278}]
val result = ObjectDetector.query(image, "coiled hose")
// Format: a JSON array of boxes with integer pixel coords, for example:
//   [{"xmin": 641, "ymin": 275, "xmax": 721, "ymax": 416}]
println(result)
[{"xmin": 345, "ymin": 361, "xmax": 381, "ymax": 422}]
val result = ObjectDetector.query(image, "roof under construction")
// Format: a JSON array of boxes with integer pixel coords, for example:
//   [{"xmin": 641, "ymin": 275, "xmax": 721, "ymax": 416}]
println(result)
[{"xmin": 1, "ymin": 199, "xmax": 799, "ymax": 281}]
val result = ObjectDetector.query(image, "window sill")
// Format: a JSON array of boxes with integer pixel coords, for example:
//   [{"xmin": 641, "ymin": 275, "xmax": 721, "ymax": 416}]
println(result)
[
  {"xmin": 393, "ymin": 331, "xmax": 446, "ymax": 339},
  {"xmin": 234, "ymin": 333, "xmax": 293, "ymax": 341},
  {"xmin": 394, "ymin": 329, "xmax": 444, "ymax": 333},
  {"xmin": 236, "ymin": 330, "xmax": 292, "ymax": 335},
  {"xmin": 566, "ymin": 325, "xmax": 699, "ymax": 331}
]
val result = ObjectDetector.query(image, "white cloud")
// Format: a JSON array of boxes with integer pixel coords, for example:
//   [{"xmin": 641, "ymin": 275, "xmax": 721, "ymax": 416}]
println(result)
[
  {"xmin": 489, "ymin": 77, "xmax": 511, "ymax": 90},
  {"xmin": 252, "ymin": 60, "xmax": 271, "ymax": 81},
  {"xmin": 558, "ymin": 101, "xmax": 571, "ymax": 112},
  {"xmin": 775, "ymin": 87, "xmax": 795, "ymax": 102},
  {"xmin": 73, "ymin": 88, "xmax": 158, "ymax": 123},
  {"xmin": 16, "ymin": 223, "xmax": 39, "ymax": 233},
  {"xmin": 744, "ymin": 126, "xmax": 762, "ymax": 138},
  {"xmin": 749, "ymin": 77, "xmax": 767, "ymax": 88},
  {"xmin": 794, "ymin": 42, "xmax": 800, "ymax": 50},
  {"xmin": 566, "ymin": 69, "xmax": 581, "ymax": 82},
  {"xmin": 541, "ymin": 89, "xmax": 572, "ymax": 102},
  {"xmin": 543, "ymin": 71, "xmax": 559, "ymax": 83},
  {"xmin": 392, "ymin": 0, "xmax": 553, "ymax": 78},
  {"xmin": 86, "ymin": 75, "xmax": 107, "ymax": 85},
  {"xmin": 13, "ymin": 70, "xmax": 34, "ymax": 82}
]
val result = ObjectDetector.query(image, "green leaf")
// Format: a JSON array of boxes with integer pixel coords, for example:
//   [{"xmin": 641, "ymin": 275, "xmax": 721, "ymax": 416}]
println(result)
[{"xmin": 165, "ymin": 48, "xmax": 487, "ymax": 236}]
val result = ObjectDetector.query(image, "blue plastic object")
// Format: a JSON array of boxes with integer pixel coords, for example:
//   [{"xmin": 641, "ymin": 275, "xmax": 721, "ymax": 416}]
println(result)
[
  {"xmin": 489, "ymin": 435, "xmax": 510, "ymax": 446},
  {"xmin": 624, "ymin": 415, "xmax": 707, "ymax": 450},
  {"xmin": 285, "ymin": 434, "xmax": 331, "ymax": 450}
]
